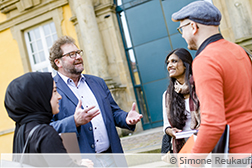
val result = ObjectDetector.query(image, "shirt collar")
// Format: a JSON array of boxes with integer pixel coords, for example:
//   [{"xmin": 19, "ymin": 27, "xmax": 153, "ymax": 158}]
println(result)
[
  {"xmin": 196, "ymin": 33, "xmax": 223, "ymax": 57},
  {"xmin": 58, "ymin": 72, "xmax": 86, "ymax": 84}
]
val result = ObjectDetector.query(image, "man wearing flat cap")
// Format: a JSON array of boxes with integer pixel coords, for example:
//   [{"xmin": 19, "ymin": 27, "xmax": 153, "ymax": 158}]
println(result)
[{"xmin": 172, "ymin": 0, "xmax": 252, "ymax": 154}]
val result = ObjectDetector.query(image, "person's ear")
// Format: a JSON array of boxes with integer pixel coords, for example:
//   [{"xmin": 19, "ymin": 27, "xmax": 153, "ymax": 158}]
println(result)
[
  {"xmin": 54, "ymin": 58, "xmax": 62, "ymax": 68},
  {"xmin": 191, "ymin": 22, "xmax": 199, "ymax": 35}
]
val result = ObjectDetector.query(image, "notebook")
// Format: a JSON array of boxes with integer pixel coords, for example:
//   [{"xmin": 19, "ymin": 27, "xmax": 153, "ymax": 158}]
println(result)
[
  {"xmin": 59, "ymin": 132, "xmax": 82, "ymax": 164},
  {"xmin": 60, "ymin": 132, "xmax": 80, "ymax": 153},
  {"xmin": 175, "ymin": 129, "xmax": 198, "ymax": 139}
]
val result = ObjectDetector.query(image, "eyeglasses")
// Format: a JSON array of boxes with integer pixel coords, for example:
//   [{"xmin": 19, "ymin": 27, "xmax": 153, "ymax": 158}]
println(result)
[
  {"xmin": 62, "ymin": 50, "xmax": 83, "ymax": 58},
  {"xmin": 177, "ymin": 22, "xmax": 191, "ymax": 34}
]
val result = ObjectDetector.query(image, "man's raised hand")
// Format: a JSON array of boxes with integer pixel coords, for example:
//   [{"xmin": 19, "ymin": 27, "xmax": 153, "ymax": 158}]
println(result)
[
  {"xmin": 126, "ymin": 102, "xmax": 143, "ymax": 125},
  {"xmin": 74, "ymin": 99, "xmax": 100, "ymax": 127}
]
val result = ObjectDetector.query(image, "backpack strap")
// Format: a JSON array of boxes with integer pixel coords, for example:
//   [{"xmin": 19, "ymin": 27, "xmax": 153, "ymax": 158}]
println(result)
[
  {"xmin": 22, "ymin": 124, "xmax": 40, "ymax": 153},
  {"xmin": 19, "ymin": 124, "xmax": 41, "ymax": 165}
]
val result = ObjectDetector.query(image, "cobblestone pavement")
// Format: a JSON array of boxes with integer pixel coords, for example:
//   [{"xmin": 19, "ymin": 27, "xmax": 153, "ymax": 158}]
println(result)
[{"xmin": 120, "ymin": 127, "xmax": 163, "ymax": 153}]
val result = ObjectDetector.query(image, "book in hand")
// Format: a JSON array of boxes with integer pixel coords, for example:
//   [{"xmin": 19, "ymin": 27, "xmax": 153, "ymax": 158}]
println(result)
[{"xmin": 175, "ymin": 129, "xmax": 198, "ymax": 139}]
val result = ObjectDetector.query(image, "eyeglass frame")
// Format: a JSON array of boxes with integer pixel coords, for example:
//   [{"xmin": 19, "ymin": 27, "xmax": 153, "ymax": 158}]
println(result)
[
  {"xmin": 177, "ymin": 22, "xmax": 191, "ymax": 34},
  {"xmin": 61, "ymin": 50, "xmax": 83, "ymax": 58}
]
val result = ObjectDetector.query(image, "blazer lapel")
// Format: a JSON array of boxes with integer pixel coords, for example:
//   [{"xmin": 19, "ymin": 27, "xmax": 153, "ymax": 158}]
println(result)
[{"xmin": 54, "ymin": 73, "xmax": 79, "ymax": 106}]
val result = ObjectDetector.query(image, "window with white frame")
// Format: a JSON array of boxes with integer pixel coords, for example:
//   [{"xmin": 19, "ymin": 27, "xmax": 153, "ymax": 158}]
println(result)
[{"xmin": 24, "ymin": 22, "xmax": 58, "ymax": 75}]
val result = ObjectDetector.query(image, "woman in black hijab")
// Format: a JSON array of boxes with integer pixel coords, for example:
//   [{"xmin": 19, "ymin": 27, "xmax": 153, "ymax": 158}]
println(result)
[{"xmin": 4, "ymin": 72, "xmax": 93, "ymax": 167}]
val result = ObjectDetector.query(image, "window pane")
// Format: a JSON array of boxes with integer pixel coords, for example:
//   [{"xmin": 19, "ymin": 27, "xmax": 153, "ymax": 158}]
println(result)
[
  {"xmin": 46, "ymin": 37, "xmax": 52, "ymax": 48},
  {"xmin": 37, "ymin": 40, "xmax": 43, "ymax": 50},
  {"xmin": 122, "ymin": 0, "xmax": 132, "ymax": 3},
  {"xmin": 30, "ymin": 43, "xmax": 34, "ymax": 53},
  {"xmin": 33, "ymin": 53, "xmax": 39, "ymax": 64},
  {"xmin": 39, "ymin": 51, "xmax": 45, "ymax": 62},
  {"xmin": 120, "ymin": 12, "xmax": 132, "ymax": 48},
  {"xmin": 53, "ymin": 34, "xmax": 58, "ymax": 42},
  {"xmin": 28, "ymin": 32, "xmax": 35, "ymax": 42},
  {"xmin": 34, "ymin": 28, "xmax": 40, "ymax": 39},
  {"xmin": 128, "ymin": 49, "xmax": 140, "ymax": 85},
  {"xmin": 134, "ymin": 37, "xmax": 170, "ymax": 84},
  {"xmin": 125, "ymin": 1, "xmax": 167, "ymax": 46},
  {"xmin": 42, "ymin": 67, "xmax": 48, "ymax": 72},
  {"xmin": 135, "ymin": 87, "xmax": 149, "ymax": 124},
  {"xmin": 43, "ymin": 24, "xmax": 50, "ymax": 36},
  {"xmin": 117, "ymin": 0, "xmax": 122, "ymax": 5}
]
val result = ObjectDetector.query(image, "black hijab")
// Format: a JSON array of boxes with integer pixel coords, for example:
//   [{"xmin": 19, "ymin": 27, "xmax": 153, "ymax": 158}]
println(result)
[{"xmin": 4, "ymin": 72, "xmax": 53, "ymax": 153}]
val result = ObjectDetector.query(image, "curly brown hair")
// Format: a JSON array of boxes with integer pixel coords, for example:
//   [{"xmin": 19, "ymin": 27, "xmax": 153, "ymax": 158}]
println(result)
[{"xmin": 49, "ymin": 36, "xmax": 77, "ymax": 70}]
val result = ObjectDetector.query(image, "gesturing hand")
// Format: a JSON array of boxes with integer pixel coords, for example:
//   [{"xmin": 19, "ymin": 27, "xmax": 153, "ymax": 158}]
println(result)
[
  {"xmin": 74, "ymin": 99, "xmax": 100, "ymax": 127},
  {"xmin": 126, "ymin": 102, "xmax": 143, "ymax": 125}
]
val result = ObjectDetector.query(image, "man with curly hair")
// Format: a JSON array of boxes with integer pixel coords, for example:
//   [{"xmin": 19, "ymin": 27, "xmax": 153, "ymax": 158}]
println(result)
[{"xmin": 49, "ymin": 36, "xmax": 142, "ymax": 154}]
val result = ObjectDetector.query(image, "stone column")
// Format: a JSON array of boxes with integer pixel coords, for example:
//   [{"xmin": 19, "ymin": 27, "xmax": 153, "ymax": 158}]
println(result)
[
  {"xmin": 224, "ymin": 0, "xmax": 252, "ymax": 49},
  {"xmin": 226, "ymin": 0, "xmax": 252, "ymax": 39},
  {"xmin": 69, "ymin": 0, "xmax": 109, "ymax": 78}
]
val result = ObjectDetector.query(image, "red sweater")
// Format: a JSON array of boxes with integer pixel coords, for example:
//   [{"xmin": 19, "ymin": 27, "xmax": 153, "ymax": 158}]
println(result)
[{"xmin": 192, "ymin": 39, "xmax": 252, "ymax": 153}]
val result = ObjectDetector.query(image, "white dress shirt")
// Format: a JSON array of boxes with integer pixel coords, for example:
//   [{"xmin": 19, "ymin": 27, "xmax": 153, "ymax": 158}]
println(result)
[{"xmin": 58, "ymin": 72, "xmax": 110, "ymax": 153}]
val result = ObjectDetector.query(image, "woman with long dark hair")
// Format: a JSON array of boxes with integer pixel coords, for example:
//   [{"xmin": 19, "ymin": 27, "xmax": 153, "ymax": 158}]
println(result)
[{"xmin": 162, "ymin": 48, "xmax": 200, "ymax": 153}]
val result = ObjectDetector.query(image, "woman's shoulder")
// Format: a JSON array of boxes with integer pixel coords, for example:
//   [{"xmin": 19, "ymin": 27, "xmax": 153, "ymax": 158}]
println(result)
[
  {"xmin": 34, "ymin": 124, "xmax": 67, "ymax": 151},
  {"xmin": 26, "ymin": 123, "xmax": 60, "ymax": 140},
  {"xmin": 37, "ymin": 124, "xmax": 60, "ymax": 137},
  {"xmin": 162, "ymin": 90, "xmax": 170, "ymax": 101},
  {"xmin": 162, "ymin": 90, "xmax": 169, "ymax": 96}
]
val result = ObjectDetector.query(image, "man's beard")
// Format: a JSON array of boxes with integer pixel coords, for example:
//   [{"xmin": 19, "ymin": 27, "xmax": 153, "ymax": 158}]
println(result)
[
  {"xmin": 68, "ymin": 67, "xmax": 83, "ymax": 75},
  {"xmin": 187, "ymin": 38, "xmax": 197, "ymax": 51},
  {"xmin": 62, "ymin": 61, "xmax": 84, "ymax": 75}
]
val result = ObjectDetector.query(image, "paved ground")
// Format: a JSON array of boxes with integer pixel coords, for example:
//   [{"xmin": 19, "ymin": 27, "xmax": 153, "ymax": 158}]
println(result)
[
  {"xmin": 120, "ymin": 127, "xmax": 174, "ymax": 167},
  {"xmin": 120, "ymin": 126, "xmax": 164, "ymax": 153}
]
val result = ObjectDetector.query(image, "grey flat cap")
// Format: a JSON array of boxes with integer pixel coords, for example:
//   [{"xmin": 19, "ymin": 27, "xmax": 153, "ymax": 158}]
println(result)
[{"xmin": 172, "ymin": 0, "xmax": 221, "ymax": 25}]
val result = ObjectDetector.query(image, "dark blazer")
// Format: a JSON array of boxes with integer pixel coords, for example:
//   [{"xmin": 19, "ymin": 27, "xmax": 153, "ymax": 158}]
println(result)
[{"xmin": 51, "ymin": 73, "xmax": 135, "ymax": 153}]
